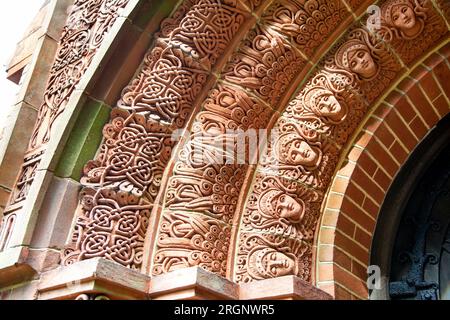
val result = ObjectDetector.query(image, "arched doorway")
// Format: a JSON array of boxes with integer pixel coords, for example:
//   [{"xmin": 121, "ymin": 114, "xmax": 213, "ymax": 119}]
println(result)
[{"xmin": 371, "ymin": 114, "xmax": 450, "ymax": 300}]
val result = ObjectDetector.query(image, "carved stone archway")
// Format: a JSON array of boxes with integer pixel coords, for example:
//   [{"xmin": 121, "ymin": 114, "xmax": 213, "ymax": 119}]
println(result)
[{"xmin": 0, "ymin": 0, "xmax": 449, "ymax": 300}]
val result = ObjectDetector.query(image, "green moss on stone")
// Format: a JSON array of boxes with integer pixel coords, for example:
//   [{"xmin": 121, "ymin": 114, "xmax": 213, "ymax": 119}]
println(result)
[{"xmin": 55, "ymin": 99, "xmax": 110, "ymax": 181}]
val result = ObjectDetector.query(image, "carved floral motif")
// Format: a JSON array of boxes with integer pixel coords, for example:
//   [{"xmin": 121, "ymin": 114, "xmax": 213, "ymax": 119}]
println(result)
[
  {"xmin": 262, "ymin": 0, "xmax": 348, "ymax": 57},
  {"xmin": 223, "ymin": 24, "xmax": 305, "ymax": 106},
  {"xmin": 153, "ymin": 211, "xmax": 230, "ymax": 276}
]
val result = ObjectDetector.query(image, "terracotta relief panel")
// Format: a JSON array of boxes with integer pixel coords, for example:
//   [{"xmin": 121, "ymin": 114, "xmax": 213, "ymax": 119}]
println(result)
[
  {"xmin": 152, "ymin": 210, "xmax": 231, "ymax": 276},
  {"xmin": 0, "ymin": 0, "xmax": 130, "ymax": 251},
  {"xmin": 223, "ymin": 23, "xmax": 306, "ymax": 106},
  {"xmin": 284, "ymin": 71, "xmax": 367, "ymax": 146},
  {"xmin": 165, "ymin": 83, "xmax": 272, "ymax": 223},
  {"xmin": 117, "ymin": 43, "xmax": 209, "ymax": 128},
  {"xmin": 62, "ymin": 0, "xmax": 253, "ymax": 269},
  {"xmin": 261, "ymin": 0, "xmax": 348, "ymax": 57},
  {"xmin": 63, "ymin": 188, "xmax": 151, "ymax": 268},
  {"xmin": 233, "ymin": 25, "xmax": 405, "ymax": 283},
  {"xmin": 324, "ymin": 27, "xmax": 402, "ymax": 103},
  {"xmin": 260, "ymin": 118, "xmax": 340, "ymax": 190},
  {"xmin": 373, "ymin": 0, "xmax": 448, "ymax": 64}
]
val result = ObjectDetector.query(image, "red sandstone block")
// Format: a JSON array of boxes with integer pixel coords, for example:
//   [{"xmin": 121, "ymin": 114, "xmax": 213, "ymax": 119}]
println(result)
[
  {"xmin": 347, "ymin": 147, "xmax": 363, "ymax": 163},
  {"xmin": 331, "ymin": 176, "xmax": 350, "ymax": 194},
  {"xmin": 318, "ymin": 245, "xmax": 333, "ymax": 262},
  {"xmin": 318, "ymin": 263, "xmax": 334, "ymax": 282},
  {"xmin": 319, "ymin": 228, "xmax": 336, "ymax": 245},
  {"xmin": 322, "ymin": 210, "xmax": 339, "ymax": 227},
  {"xmin": 433, "ymin": 95, "xmax": 450, "ymax": 118},
  {"xmin": 385, "ymin": 111, "xmax": 418, "ymax": 151},
  {"xmin": 327, "ymin": 193, "xmax": 344, "ymax": 210},
  {"xmin": 338, "ymin": 160, "xmax": 356, "ymax": 178},
  {"xmin": 354, "ymin": 131, "xmax": 372, "ymax": 149},
  {"xmin": 317, "ymin": 283, "xmax": 335, "ymax": 297}
]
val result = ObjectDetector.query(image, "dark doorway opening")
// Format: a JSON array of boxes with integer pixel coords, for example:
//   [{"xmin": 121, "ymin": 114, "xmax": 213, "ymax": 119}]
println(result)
[{"xmin": 370, "ymin": 113, "xmax": 450, "ymax": 300}]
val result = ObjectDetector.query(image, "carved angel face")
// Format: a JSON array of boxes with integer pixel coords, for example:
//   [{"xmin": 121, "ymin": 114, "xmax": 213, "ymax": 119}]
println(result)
[
  {"xmin": 390, "ymin": 4, "xmax": 422, "ymax": 38},
  {"xmin": 259, "ymin": 189, "xmax": 305, "ymax": 223},
  {"xmin": 258, "ymin": 249, "xmax": 295, "ymax": 277},
  {"xmin": 275, "ymin": 194, "xmax": 304, "ymax": 221},
  {"xmin": 347, "ymin": 47, "xmax": 378, "ymax": 79},
  {"xmin": 278, "ymin": 135, "xmax": 321, "ymax": 168},
  {"xmin": 392, "ymin": 4, "xmax": 416, "ymax": 29},
  {"xmin": 315, "ymin": 94, "xmax": 346, "ymax": 122}
]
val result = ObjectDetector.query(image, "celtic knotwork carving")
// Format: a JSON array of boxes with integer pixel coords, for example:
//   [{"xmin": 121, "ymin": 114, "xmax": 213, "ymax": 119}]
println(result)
[
  {"xmin": 235, "ymin": 233, "xmax": 312, "ymax": 283},
  {"xmin": 152, "ymin": 211, "xmax": 230, "ymax": 276},
  {"xmin": 63, "ymin": 187, "xmax": 151, "ymax": 269},
  {"xmin": 371, "ymin": 0, "xmax": 447, "ymax": 64},
  {"xmin": 0, "ymin": 0, "xmax": 129, "ymax": 252},
  {"xmin": 169, "ymin": 0, "xmax": 248, "ymax": 69},
  {"xmin": 117, "ymin": 44, "xmax": 209, "ymax": 127},
  {"xmin": 223, "ymin": 24, "xmax": 305, "ymax": 106},
  {"xmin": 285, "ymin": 71, "xmax": 367, "ymax": 145},
  {"xmin": 62, "ymin": 0, "xmax": 252, "ymax": 268},
  {"xmin": 81, "ymin": 109, "xmax": 174, "ymax": 200},
  {"xmin": 30, "ymin": 0, "xmax": 129, "ymax": 150},
  {"xmin": 262, "ymin": 0, "xmax": 348, "ymax": 56}
]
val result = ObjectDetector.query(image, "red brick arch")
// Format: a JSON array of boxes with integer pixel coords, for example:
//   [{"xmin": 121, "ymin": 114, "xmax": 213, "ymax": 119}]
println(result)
[{"xmin": 315, "ymin": 43, "xmax": 450, "ymax": 299}]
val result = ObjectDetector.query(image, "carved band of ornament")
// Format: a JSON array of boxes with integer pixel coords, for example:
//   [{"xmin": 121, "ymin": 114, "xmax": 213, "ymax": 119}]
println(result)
[
  {"xmin": 62, "ymin": 0, "xmax": 254, "ymax": 269},
  {"xmin": 151, "ymin": 0, "xmax": 352, "ymax": 276},
  {"xmin": 0, "ymin": 0, "xmax": 130, "ymax": 252},
  {"xmin": 234, "ymin": 0, "xmax": 448, "ymax": 283}
]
